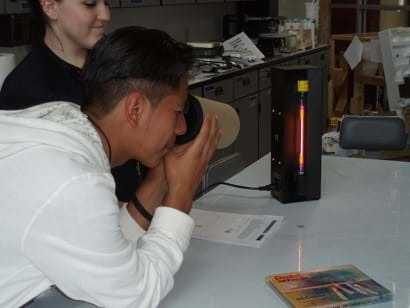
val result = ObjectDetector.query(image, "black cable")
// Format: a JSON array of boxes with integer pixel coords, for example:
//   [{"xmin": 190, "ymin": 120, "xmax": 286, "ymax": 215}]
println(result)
[
  {"xmin": 209, "ymin": 182, "xmax": 273, "ymax": 191},
  {"xmin": 197, "ymin": 182, "xmax": 275, "ymax": 198}
]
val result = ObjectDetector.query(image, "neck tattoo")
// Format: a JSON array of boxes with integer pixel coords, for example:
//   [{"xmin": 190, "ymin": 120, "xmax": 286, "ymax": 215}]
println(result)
[{"xmin": 87, "ymin": 116, "xmax": 112, "ymax": 164}]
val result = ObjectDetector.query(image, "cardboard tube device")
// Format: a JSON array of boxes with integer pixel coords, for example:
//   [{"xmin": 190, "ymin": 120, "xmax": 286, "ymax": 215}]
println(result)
[{"xmin": 176, "ymin": 94, "xmax": 240, "ymax": 149}]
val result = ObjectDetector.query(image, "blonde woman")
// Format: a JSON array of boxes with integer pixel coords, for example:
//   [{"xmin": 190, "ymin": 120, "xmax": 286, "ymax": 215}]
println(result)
[{"xmin": 0, "ymin": 0, "xmax": 111, "ymax": 109}]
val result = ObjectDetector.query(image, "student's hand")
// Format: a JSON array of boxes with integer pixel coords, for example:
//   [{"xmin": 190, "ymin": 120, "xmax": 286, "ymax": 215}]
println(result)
[
  {"xmin": 127, "ymin": 160, "xmax": 168, "ymax": 229},
  {"xmin": 142, "ymin": 160, "xmax": 168, "ymax": 198},
  {"xmin": 163, "ymin": 114, "xmax": 221, "ymax": 214}
]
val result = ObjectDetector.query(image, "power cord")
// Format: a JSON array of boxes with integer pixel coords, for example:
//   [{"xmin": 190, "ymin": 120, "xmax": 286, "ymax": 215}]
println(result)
[
  {"xmin": 207, "ymin": 182, "xmax": 273, "ymax": 191},
  {"xmin": 197, "ymin": 182, "xmax": 275, "ymax": 198}
]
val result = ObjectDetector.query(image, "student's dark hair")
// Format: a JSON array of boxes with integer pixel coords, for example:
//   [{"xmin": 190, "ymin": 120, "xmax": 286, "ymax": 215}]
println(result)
[
  {"xmin": 82, "ymin": 26, "xmax": 194, "ymax": 118},
  {"xmin": 28, "ymin": 0, "xmax": 47, "ymax": 42}
]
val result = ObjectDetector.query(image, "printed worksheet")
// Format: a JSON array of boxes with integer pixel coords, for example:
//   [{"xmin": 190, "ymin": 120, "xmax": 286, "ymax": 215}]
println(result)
[
  {"xmin": 222, "ymin": 32, "xmax": 265, "ymax": 60},
  {"xmin": 190, "ymin": 209, "xmax": 284, "ymax": 248}
]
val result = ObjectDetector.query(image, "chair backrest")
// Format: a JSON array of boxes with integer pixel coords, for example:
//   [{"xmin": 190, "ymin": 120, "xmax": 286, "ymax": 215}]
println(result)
[
  {"xmin": 339, "ymin": 115, "xmax": 407, "ymax": 151},
  {"xmin": 202, "ymin": 152, "xmax": 245, "ymax": 193}
]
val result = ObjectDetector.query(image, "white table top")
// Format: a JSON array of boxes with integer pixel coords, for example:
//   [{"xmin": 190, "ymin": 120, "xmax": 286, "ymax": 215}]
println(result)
[{"xmin": 160, "ymin": 155, "xmax": 410, "ymax": 308}]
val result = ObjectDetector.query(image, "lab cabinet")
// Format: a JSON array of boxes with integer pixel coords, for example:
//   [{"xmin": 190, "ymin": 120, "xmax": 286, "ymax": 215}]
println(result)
[
  {"xmin": 4, "ymin": 0, "xmax": 31, "ymax": 14},
  {"xmin": 203, "ymin": 79, "xmax": 233, "ymax": 103},
  {"xmin": 189, "ymin": 87, "xmax": 202, "ymax": 97},
  {"xmin": 233, "ymin": 94, "xmax": 259, "ymax": 167},
  {"xmin": 162, "ymin": 0, "xmax": 195, "ymax": 5},
  {"xmin": 108, "ymin": 0, "xmax": 121, "ymax": 8},
  {"xmin": 259, "ymin": 67, "xmax": 272, "ymax": 91},
  {"xmin": 196, "ymin": 0, "xmax": 224, "ymax": 3},
  {"xmin": 258, "ymin": 88, "xmax": 271, "ymax": 158},
  {"xmin": 120, "ymin": 0, "xmax": 160, "ymax": 7},
  {"xmin": 233, "ymin": 71, "xmax": 258, "ymax": 100},
  {"xmin": 277, "ymin": 58, "xmax": 299, "ymax": 66},
  {"xmin": 190, "ymin": 46, "xmax": 329, "ymax": 166},
  {"xmin": 203, "ymin": 79, "xmax": 235, "ymax": 162},
  {"xmin": 226, "ymin": 0, "xmax": 255, "ymax": 2}
]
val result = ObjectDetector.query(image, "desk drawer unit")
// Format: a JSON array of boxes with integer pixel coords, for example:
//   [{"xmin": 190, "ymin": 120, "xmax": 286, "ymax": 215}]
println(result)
[
  {"xmin": 120, "ymin": 0, "xmax": 160, "ymax": 7},
  {"xmin": 233, "ymin": 71, "xmax": 258, "ymax": 100},
  {"xmin": 189, "ymin": 87, "xmax": 203, "ymax": 97},
  {"xmin": 203, "ymin": 79, "xmax": 233, "ymax": 103},
  {"xmin": 259, "ymin": 67, "xmax": 272, "ymax": 91},
  {"xmin": 299, "ymin": 50, "xmax": 328, "ymax": 67},
  {"xmin": 108, "ymin": 0, "xmax": 120, "ymax": 7},
  {"xmin": 234, "ymin": 93, "xmax": 259, "ymax": 167},
  {"xmin": 4, "ymin": 0, "xmax": 31, "ymax": 13},
  {"xmin": 278, "ymin": 58, "xmax": 299, "ymax": 66}
]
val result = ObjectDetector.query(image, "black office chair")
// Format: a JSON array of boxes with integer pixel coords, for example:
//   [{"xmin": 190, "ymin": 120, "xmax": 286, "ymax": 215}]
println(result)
[{"xmin": 338, "ymin": 115, "xmax": 408, "ymax": 158}]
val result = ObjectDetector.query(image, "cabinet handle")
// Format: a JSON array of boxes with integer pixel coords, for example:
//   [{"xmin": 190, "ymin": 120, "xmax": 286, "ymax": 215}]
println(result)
[
  {"xmin": 214, "ymin": 86, "xmax": 224, "ymax": 96},
  {"xmin": 242, "ymin": 77, "xmax": 250, "ymax": 86}
]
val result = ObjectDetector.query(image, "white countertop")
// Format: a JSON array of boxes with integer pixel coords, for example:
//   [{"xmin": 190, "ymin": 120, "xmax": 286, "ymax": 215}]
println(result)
[{"xmin": 161, "ymin": 155, "xmax": 410, "ymax": 308}]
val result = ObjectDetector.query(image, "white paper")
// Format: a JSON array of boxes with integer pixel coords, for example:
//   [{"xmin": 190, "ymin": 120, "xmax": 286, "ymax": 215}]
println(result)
[
  {"xmin": 190, "ymin": 209, "xmax": 284, "ymax": 248},
  {"xmin": 343, "ymin": 36, "xmax": 363, "ymax": 70},
  {"xmin": 223, "ymin": 32, "xmax": 265, "ymax": 60}
]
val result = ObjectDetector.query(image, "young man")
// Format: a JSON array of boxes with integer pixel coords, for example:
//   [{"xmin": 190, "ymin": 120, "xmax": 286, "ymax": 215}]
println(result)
[{"xmin": 0, "ymin": 26, "xmax": 220, "ymax": 308}]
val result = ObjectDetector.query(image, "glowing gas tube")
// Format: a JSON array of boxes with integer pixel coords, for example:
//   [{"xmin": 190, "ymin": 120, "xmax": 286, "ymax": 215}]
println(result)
[{"xmin": 297, "ymin": 80, "xmax": 309, "ymax": 176}]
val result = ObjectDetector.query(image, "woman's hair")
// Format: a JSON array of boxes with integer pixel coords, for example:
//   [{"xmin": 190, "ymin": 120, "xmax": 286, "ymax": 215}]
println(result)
[
  {"xmin": 29, "ymin": 0, "xmax": 61, "ymax": 42},
  {"xmin": 29, "ymin": 0, "xmax": 46, "ymax": 42},
  {"xmin": 82, "ymin": 26, "xmax": 194, "ymax": 118}
]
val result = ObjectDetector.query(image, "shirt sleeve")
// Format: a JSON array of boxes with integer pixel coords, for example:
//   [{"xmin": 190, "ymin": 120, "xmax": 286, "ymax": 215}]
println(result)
[
  {"xmin": 22, "ymin": 173, "xmax": 194, "ymax": 308},
  {"xmin": 118, "ymin": 204, "xmax": 146, "ymax": 243}
]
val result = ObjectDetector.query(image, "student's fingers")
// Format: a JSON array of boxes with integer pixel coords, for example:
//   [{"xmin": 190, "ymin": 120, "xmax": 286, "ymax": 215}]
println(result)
[
  {"xmin": 188, "ymin": 113, "xmax": 212, "ymax": 157},
  {"xmin": 202, "ymin": 114, "xmax": 221, "ymax": 162}
]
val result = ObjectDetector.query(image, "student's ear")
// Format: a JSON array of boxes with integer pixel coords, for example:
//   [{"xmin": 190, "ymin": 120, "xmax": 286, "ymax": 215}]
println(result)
[
  {"xmin": 123, "ymin": 92, "xmax": 149, "ymax": 127},
  {"xmin": 40, "ymin": 0, "xmax": 58, "ymax": 20}
]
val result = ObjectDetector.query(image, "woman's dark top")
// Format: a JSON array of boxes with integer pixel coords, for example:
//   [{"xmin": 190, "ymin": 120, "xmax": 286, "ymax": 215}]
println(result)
[
  {"xmin": 0, "ymin": 41, "xmax": 141, "ymax": 202},
  {"xmin": 0, "ymin": 41, "xmax": 84, "ymax": 110}
]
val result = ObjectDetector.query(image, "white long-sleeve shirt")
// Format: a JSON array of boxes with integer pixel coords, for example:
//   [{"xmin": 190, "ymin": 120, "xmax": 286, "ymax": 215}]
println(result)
[{"xmin": 0, "ymin": 102, "xmax": 194, "ymax": 308}]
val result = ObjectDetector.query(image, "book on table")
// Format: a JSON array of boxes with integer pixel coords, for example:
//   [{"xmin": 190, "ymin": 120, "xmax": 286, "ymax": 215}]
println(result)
[{"xmin": 266, "ymin": 264, "xmax": 392, "ymax": 308}]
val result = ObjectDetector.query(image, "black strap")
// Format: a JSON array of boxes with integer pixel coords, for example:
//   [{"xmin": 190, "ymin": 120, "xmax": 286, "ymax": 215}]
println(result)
[{"xmin": 130, "ymin": 194, "xmax": 153, "ymax": 222}]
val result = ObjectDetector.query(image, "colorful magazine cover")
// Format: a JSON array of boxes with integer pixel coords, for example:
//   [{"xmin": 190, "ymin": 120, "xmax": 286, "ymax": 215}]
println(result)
[{"xmin": 266, "ymin": 264, "xmax": 392, "ymax": 308}]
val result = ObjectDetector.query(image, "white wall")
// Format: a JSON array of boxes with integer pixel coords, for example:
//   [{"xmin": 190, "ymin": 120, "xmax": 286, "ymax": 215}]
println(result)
[{"xmin": 1, "ymin": 2, "xmax": 237, "ymax": 65}]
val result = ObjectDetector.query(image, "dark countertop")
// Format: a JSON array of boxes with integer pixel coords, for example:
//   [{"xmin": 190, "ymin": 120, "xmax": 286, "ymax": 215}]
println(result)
[{"xmin": 188, "ymin": 45, "xmax": 328, "ymax": 89}]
